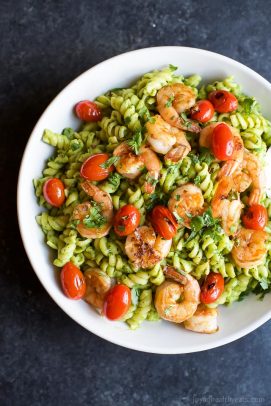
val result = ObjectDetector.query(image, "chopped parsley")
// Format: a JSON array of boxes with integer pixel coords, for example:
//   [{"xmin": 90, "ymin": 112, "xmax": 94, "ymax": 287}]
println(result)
[
  {"xmin": 100, "ymin": 156, "xmax": 120, "ymax": 169},
  {"xmin": 242, "ymin": 97, "xmax": 255, "ymax": 114},
  {"xmin": 198, "ymin": 148, "xmax": 215, "ymax": 165},
  {"xmin": 165, "ymin": 95, "xmax": 174, "ymax": 108},
  {"xmin": 186, "ymin": 208, "xmax": 220, "ymax": 242},
  {"xmin": 148, "ymin": 116, "xmax": 156, "ymax": 124},
  {"xmin": 128, "ymin": 131, "xmax": 142, "ymax": 155},
  {"xmin": 169, "ymin": 64, "xmax": 178, "ymax": 71},
  {"xmin": 146, "ymin": 173, "xmax": 158, "ymax": 186},
  {"xmin": 82, "ymin": 201, "xmax": 107, "ymax": 229},
  {"xmin": 179, "ymin": 112, "xmax": 193, "ymax": 129},
  {"xmin": 173, "ymin": 211, "xmax": 184, "ymax": 224},
  {"xmin": 194, "ymin": 175, "xmax": 201, "ymax": 185}
]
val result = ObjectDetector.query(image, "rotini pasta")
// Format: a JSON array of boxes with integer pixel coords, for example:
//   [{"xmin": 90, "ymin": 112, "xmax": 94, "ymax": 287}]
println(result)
[{"xmin": 34, "ymin": 66, "xmax": 271, "ymax": 333}]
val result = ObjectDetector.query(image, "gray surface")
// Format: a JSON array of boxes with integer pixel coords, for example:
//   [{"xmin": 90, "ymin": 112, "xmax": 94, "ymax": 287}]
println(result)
[{"xmin": 1, "ymin": 0, "xmax": 271, "ymax": 404}]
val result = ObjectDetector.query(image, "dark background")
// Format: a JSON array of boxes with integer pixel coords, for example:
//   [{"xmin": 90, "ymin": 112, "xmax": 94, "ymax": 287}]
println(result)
[{"xmin": 1, "ymin": 0, "xmax": 271, "ymax": 405}]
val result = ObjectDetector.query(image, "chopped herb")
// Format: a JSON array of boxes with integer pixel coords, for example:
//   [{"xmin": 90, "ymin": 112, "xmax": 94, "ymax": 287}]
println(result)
[
  {"xmin": 173, "ymin": 211, "xmax": 184, "ymax": 224},
  {"xmin": 176, "ymin": 194, "xmax": 180, "ymax": 201},
  {"xmin": 70, "ymin": 141, "xmax": 81, "ymax": 151},
  {"xmin": 186, "ymin": 208, "xmax": 220, "ymax": 242},
  {"xmin": 165, "ymin": 95, "xmax": 174, "ymax": 108},
  {"xmin": 185, "ymin": 212, "xmax": 193, "ymax": 218},
  {"xmin": 199, "ymin": 147, "xmax": 215, "ymax": 165},
  {"xmin": 242, "ymin": 97, "xmax": 255, "ymax": 114},
  {"xmin": 128, "ymin": 131, "xmax": 142, "ymax": 155},
  {"xmin": 169, "ymin": 64, "xmax": 178, "ymax": 71},
  {"xmin": 100, "ymin": 156, "xmax": 120, "ymax": 169},
  {"xmin": 194, "ymin": 175, "xmax": 201, "ymax": 185},
  {"xmin": 125, "ymin": 116, "xmax": 132, "ymax": 124},
  {"xmin": 228, "ymin": 190, "xmax": 238, "ymax": 201},
  {"xmin": 107, "ymin": 172, "xmax": 121, "ymax": 187},
  {"xmin": 229, "ymin": 225, "xmax": 236, "ymax": 234},
  {"xmin": 62, "ymin": 127, "xmax": 74, "ymax": 139},
  {"xmin": 180, "ymin": 112, "xmax": 193, "ymax": 129},
  {"xmin": 146, "ymin": 173, "xmax": 158, "ymax": 186},
  {"xmin": 82, "ymin": 201, "xmax": 107, "ymax": 229}
]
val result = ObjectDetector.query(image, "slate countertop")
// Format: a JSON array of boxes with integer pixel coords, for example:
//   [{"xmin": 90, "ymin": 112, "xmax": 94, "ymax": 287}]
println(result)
[{"xmin": 1, "ymin": 1, "xmax": 271, "ymax": 404}]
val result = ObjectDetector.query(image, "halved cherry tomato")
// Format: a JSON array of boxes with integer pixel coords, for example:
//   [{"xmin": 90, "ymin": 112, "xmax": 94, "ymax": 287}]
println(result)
[
  {"xmin": 242, "ymin": 204, "xmax": 268, "ymax": 230},
  {"xmin": 212, "ymin": 123, "xmax": 234, "ymax": 160},
  {"xmin": 200, "ymin": 272, "xmax": 224, "ymax": 304},
  {"xmin": 208, "ymin": 90, "xmax": 238, "ymax": 113},
  {"xmin": 61, "ymin": 262, "xmax": 86, "ymax": 300},
  {"xmin": 43, "ymin": 178, "xmax": 65, "ymax": 207},
  {"xmin": 104, "ymin": 284, "xmax": 131, "ymax": 320},
  {"xmin": 80, "ymin": 153, "xmax": 114, "ymax": 181},
  {"xmin": 150, "ymin": 205, "xmax": 178, "ymax": 240},
  {"xmin": 75, "ymin": 100, "xmax": 102, "ymax": 122},
  {"xmin": 113, "ymin": 204, "xmax": 140, "ymax": 236},
  {"xmin": 190, "ymin": 100, "xmax": 214, "ymax": 123}
]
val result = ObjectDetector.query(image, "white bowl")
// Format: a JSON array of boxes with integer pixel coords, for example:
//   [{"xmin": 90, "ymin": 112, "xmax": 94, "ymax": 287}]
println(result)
[{"xmin": 17, "ymin": 46, "xmax": 271, "ymax": 354}]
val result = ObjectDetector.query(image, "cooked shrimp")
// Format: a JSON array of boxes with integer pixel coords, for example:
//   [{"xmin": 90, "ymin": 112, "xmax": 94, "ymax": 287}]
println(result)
[
  {"xmin": 168, "ymin": 184, "xmax": 204, "ymax": 228},
  {"xmin": 113, "ymin": 142, "xmax": 145, "ymax": 179},
  {"xmin": 113, "ymin": 142, "xmax": 161, "ymax": 193},
  {"xmin": 199, "ymin": 122, "xmax": 244, "ymax": 178},
  {"xmin": 73, "ymin": 182, "xmax": 113, "ymax": 238},
  {"xmin": 232, "ymin": 227, "xmax": 267, "ymax": 268},
  {"xmin": 242, "ymin": 150, "xmax": 264, "ymax": 205},
  {"xmin": 154, "ymin": 274, "xmax": 200, "ymax": 323},
  {"xmin": 84, "ymin": 268, "xmax": 112, "ymax": 309},
  {"xmin": 156, "ymin": 84, "xmax": 200, "ymax": 132},
  {"xmin": 184, "ymin": 304, "xmax": 218, "ymax": 334},
  {"xmin": 146, "ymin": 115, "xmax": 191, "ymax": 162},
  {"xmin": 125, "ymin": 226, "xmax": 172, "ymax": 269},
  {"xmin": 211, "ymin": 177, "xmax": 243, "ymax": 235}
]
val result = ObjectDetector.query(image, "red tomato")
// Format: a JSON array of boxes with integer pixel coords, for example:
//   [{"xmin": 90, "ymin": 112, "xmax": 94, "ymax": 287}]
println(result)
[
  {"xmin": 43, "ymin": 178, "xmax": 65, "ymax": 207},
  {"xmin": 190, "ymin": 100, "xmax": 214, "ymax": 123},
  {"xmin": 80, "ymin": 153, "xmax": 114, "ymax": 181},
  {"xmin": 212, "ymin": 123, "xmax": 234, "ymax": 160},
  {"xmin": 61, "ymin": 262, "xmax": 86, "ymax": 300},
  {"xmin": 113, "ymin": 205, "xmax": 140, "ymax": 236},
  {"xmin": 208, "ymin": 90, "xmax": 238, "ymax": 113},
  {"xmin": 242, "ymin": 204, "xmax": 268, "ymax": 230},
  {"xmin": 104, "ymin": 284, "xmax": 131, "ymax": 320},
  {"xmin": 200, "ymin": 272, "xmax": 224, "ymax": 304},
  {"xmin": 150, "ymin": 205, "xmax": 178, "ymax": 240},
  {"xmin": 75, "ymin": 100, "xmax": 102, "ymax": 122}
]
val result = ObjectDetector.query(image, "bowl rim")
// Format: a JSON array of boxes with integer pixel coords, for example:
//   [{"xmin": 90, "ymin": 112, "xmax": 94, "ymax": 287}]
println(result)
[{"xmin": 17, "ymin": 46, "xmax": 271, "ymax": 354}]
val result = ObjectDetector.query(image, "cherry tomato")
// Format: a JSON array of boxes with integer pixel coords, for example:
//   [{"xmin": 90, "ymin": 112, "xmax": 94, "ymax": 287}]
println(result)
[
  {"xmin": 75, "ymin": 100, "xmax": 102, "ymax": 122},
  {"xmin": 80, "ymin": 153, "xmax": 114, "ymax": 181},
  {"xmin": 242, "ymin": 204, "xmax": 268, "ymax": 230},
  {"xmin": 60, "ymin": 262, "xmax": 86, "ymax": 300},
  {"xmin": 104, "ymin": 284, "xmax": 131, "ymax": 320},
  {"xmin": 150, "ymin": 205, "xmax": 178, "ymax": 240},
  {"xmin": 208, "ymin": 90, "xmax": 238, "ymax": 113},
  {"xmin": 211, "ymin": 123, "xmax": 234, "ymax": 160},
  {"xmin": 113, "ymin": 204, "xmax": 140, "ymax": 236},
  {"xmin": 190, "ymin": 100, "xmax": 214, "ymax": 123},
  {"xmin": 200, "ymin": 272, "xmax": 224, "ymax": 304},
  {"xmin": 43, "ymin": 178, "xmax": 65, "ymax": 207}
]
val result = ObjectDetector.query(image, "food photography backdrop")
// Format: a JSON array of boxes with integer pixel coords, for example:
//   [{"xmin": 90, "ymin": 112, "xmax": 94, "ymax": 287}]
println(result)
[{"xmin": 1, "ymin": 0, "xmax": 271, "ymax": 404}]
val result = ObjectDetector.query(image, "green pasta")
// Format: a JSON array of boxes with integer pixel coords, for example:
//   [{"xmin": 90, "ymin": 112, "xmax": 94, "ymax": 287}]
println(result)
[{"xmin": 34, "ymin": 65, "xmax": 271, "ymax": 331}]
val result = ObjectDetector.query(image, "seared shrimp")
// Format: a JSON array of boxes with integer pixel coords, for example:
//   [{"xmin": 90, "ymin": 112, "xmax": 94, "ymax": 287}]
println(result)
[
  {"xmin": 84, "ymin": 268, "xmax": 112, "ymax": 309},
  {"xmin": 73, "ymin": 183, "xmax": 113, "ymax": 238},
  {"xmin": 232, "ymin": 227, "xmax": 267, "ymax": 268},
  {"xmin": 168, "ymin": 184, "xmax": 204, "ymax": 228},
  {"xmin": 125, "ymin": 226, "xmax": 172, "ymax": 269},
  {"xmin": 156, "ymin": 84, "xmax": 200, "ymax": 132},
  {"xmin": 211, "ymin": 177, "xmax": 243, "ymax": 235},
  {"xmin": 113, "ymin": 142, "xmax": 161, "ymax": 193},
  {"xmin": 243, "ymin": 150, "xmax": 264, "ymax": 205},
  {"xmin": 154, "ymin": 274, "xmax": 200, "ymax": 323},
  {"xmin": 199, "ymin": 122, "xmax": 244, "ymax": 178},
  {"xmin": 146, "ymin": 115, "xmax": 191, "ymax": 162},
  {"xmin": 184, "ymin": 304, "xmax": 218, "ymax": 334}
]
